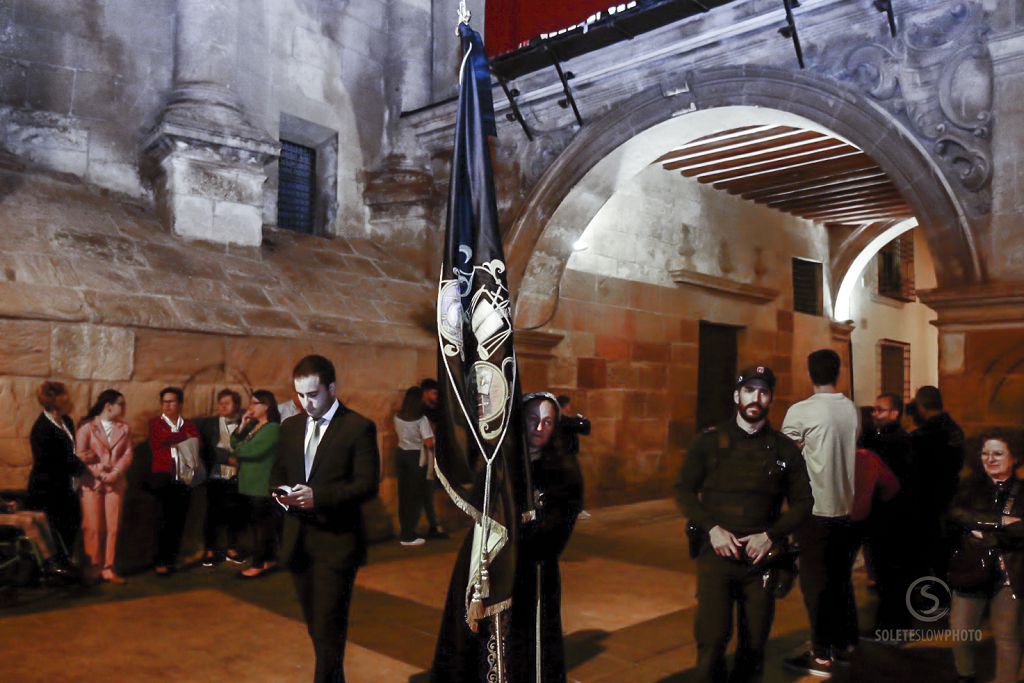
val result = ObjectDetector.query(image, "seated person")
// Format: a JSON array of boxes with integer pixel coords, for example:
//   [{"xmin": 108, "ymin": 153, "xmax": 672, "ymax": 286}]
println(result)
[{"xmin": 0, "ymin": 495, "xmax": 77, "ymax": 582}]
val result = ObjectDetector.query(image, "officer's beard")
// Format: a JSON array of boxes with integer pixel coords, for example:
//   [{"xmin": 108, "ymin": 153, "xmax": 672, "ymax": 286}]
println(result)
[{"xmin": 738, "ymin": 401, "xmax": 769, "ymax": 424}]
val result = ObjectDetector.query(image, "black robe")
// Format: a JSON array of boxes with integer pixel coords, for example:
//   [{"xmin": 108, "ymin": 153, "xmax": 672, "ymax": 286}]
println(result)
[{"xmin": 432, "ymin": 442, "xmax": 583, "ymax": 682}]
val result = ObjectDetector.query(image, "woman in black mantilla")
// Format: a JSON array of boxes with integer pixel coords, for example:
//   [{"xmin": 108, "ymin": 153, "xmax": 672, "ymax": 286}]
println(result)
[{"xmin": 431, "ymin": 392, "xmax": 583, "ymax": 682}]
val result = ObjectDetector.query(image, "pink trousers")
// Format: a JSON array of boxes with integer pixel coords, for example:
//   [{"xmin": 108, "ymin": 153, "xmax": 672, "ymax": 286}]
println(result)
[{"xmin": 81, "ymin": 486, "xmax": 123, "ymax": 570}]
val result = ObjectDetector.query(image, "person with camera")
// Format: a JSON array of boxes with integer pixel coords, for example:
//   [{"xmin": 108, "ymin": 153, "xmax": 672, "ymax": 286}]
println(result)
[
  {"xmin": 557, "ymin": 395, "xmax": 590, "ymax": 520},
  {"xmin": 675, "ymin": 365, "xmax": 812, "ymax": 683}
]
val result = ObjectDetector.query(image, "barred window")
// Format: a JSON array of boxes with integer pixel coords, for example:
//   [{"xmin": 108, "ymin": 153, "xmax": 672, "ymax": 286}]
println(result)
[
  {"xmin": 792, "ymin": 258, "xmax": 823, "ymax": 316},
  {"xmin": 277, "ymin": 140, "xmax": 316, "ymax": 234},
  {"xmin": 877, "ymin": 233, "xmax": 916, "ymax": 301}
]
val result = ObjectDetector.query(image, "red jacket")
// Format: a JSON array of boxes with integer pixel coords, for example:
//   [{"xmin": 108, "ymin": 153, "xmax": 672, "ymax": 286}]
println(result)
[
  {"xmin": 852, "ymin": 447, "xmax": 900, "ymax": 522},
  {"xmin": 148, "ymin": 416, "xmax": 199, "ymax": 475}
]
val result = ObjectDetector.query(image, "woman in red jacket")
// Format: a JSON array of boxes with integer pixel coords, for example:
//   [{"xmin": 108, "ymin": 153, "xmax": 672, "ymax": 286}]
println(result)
[
  {"xmin": 76, "ymin": 390, "xmax": 133, "ymax": 584},
  {"xmin": 148, "ymin": 386, "xmax": 200, "ymax": 576}
]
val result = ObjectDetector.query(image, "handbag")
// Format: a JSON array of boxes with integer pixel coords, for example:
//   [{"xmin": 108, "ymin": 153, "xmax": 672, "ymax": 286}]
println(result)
[
  {"xmin": 948, "ymin": 481, "xmax": 1019, "ymax": 592},
  {"xmin": 174, "ymin": 437, "xmax": 206, "ymax": 487}
]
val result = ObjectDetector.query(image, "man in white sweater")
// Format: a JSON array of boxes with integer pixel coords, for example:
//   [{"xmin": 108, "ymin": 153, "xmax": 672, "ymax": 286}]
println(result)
[{"xmin": 780, "ymin": 349, "xmax": 859, "ymax": 679}]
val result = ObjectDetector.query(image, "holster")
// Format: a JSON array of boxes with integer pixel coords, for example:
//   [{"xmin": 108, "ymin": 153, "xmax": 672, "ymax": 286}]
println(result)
[{"xmin": 686, "ymin": 521, "xmax": 706, "ymax": 559}]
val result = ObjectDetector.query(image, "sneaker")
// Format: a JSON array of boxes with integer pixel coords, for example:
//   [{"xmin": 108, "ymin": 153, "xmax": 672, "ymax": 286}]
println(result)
[
  {"xmin": 201, "ymin": 552, "xmax": 219, "ymax": 568},
  {"xmin": 426, "ymin": 527, "xmax": 448, "ymax": 539},
  {"xmin": 832, "ymin": 645, "xmax": 855, "ymax": 667},
  {"xmin": 224, "ymin": 551, "xmax": 246, "ymax": 565},
  {"xmin": 783, "ymin": 651, "xmax": 832, "ymax": 679},
  {"xmin": 578, "ymin": 510, "xmax": 592, "ymax": 520},
  {"xmin": 400, "ymin": 538, "xmax": 426, "ymax": 547}
]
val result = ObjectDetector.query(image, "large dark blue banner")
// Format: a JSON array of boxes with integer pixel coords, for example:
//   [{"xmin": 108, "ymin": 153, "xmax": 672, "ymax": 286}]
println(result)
[{"xmin": 435, "ymin": 22, "xmax": 534, "ymax": 641}]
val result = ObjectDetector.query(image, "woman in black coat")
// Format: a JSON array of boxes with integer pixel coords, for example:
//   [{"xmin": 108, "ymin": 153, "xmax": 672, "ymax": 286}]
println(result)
[
  {"xmin": 27, "ymin": 381, "xmax": 84, "ymax": 554},
  {"xmin": 948, "ymin": 428, "xmax": 1024, "ymax": 683},
  {"xmin": 431, "ymin": 391, "xmax": 583, "ymax": 683}
]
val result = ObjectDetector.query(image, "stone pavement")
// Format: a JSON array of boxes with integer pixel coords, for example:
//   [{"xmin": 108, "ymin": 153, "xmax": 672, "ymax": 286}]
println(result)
[{"xmin": 0, "ymin": 499, "xmax": 975, "ymax": 682}]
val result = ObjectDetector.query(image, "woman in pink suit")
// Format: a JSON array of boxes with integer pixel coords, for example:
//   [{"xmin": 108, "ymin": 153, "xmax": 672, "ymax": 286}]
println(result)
[{"xmin": 76, "ymin": 390, "xmax": 133, "ymax": 584}]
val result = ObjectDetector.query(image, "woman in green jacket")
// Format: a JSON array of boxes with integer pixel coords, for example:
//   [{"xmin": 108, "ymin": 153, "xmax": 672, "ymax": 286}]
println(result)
[{"xmin": 231, "ymin": 389, "xmax": 281, "ymax": 579}]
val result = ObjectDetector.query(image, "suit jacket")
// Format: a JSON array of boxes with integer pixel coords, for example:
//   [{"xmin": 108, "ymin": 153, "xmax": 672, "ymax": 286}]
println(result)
[
  {"xmin": 75, "ymin": 419, "xmax": 134, "ymax": 493},
  {"xmin": 271, "ymin": 402, "xmax": 380, "ymax": 569},
  {"xmin": 28, "ymin": 412, "xmax": 82, "ymax": 503},
  {"xmin": 194, "ymin": 415, "xmax": 240, "ymax": 472}
]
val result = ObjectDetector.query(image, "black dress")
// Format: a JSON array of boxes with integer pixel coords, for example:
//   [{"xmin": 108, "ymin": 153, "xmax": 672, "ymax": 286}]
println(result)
[
  {"xmin": 432, "ymin": 442, "xmax": 583, "ymax": 682},
  {"xmin": 27, "ymin": 412, "xmax": 83, "ymax": 552}
]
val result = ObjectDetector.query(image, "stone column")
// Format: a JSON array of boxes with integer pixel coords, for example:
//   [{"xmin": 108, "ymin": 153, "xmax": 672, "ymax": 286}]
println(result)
[
  {"xmin": 143, "ymin": 0, "xmax": 278, "ymax": 247},
  {"xmin": 918, "ymin": 284, "xmax": 1024, "ymax": 434}
]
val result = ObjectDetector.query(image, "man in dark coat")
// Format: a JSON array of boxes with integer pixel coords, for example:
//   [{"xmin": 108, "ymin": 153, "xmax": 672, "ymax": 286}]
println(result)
[
  {"xmin": 272, "ymin": 355, "xmax": 380, "ymax": 683},
  {"xmin": 909, "ymin": 385, "xmax": 965, "ymax": 581},
  {"xmin": 676, "ymin": 365, "xmax": 813, "ymax": 683},
  {"xmin": 860, "ymin": 392, "xmax": 918, "ymax": 631},
  {"xmin": 431, "ymin": 392, "xmax": 582, "ymax": 683}
]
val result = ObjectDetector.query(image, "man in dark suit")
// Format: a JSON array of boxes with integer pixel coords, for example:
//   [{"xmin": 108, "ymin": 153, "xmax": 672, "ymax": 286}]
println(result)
[
  {"xmin": 272, "ymin": 355, "xmax": 380, "ymax": 683},
  {"xmin": 195, "ymin": 388, "xmax": 245, "ymax": 566}
]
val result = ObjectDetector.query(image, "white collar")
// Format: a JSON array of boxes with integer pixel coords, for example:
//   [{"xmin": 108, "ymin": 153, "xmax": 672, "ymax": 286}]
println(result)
[
  {"xmin": 161, "ymin": 414, "xmax": 184, "ymax": 430},
  {"xmin": 308, "ymin": 399, "xmax": 340, "ymax": 426}
]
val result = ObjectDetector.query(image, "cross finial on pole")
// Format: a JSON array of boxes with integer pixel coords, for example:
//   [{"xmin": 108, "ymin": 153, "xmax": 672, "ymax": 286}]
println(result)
[{"xmin": 457, "ymin": 0, "xmax": 471, "ymax": 32}]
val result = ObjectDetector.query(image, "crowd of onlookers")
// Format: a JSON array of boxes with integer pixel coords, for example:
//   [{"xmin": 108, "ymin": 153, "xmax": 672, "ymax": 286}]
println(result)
[
  {"xmin": 5, "ymin": 360, "xmax": 1024, "ymax": 682},
  {"xmin": 2, "ymin": 377, "xmax": 456, "ymax": 588}
]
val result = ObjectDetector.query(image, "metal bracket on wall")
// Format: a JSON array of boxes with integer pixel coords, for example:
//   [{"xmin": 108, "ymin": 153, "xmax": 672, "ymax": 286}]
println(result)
[
  {"xmin": 544, "ymin": 45, "xmax": 584, "ymax": 127},
  {"xmin": 874, "ymin": 0, "xmax": 897, "ymax": 38},
  {"xmin": 494, "ymin": 71, "xmax": 534, "ymax": 141},
  {"xmin": 779, "ymin": 0, "xmax": 805, "ymax": 69}
]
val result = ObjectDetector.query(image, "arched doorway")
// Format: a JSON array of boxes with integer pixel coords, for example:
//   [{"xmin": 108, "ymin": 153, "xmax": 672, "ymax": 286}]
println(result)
[{"xmin": 508, "ymin": 66, "xmax": 982, "ymax": 329}]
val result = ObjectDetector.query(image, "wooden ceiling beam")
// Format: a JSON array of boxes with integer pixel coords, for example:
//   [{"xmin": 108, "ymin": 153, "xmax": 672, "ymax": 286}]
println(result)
[
  {"xmin": 762, "ymin": 178, "xmax": 895, "ymax": 207},
  {"xmin": 801, "ymin": 201, "xmax": 911, "ymax": 220},
  {"xmin": 662, "ymin": 131, "xmax": 829, "ymax": 171},
  {"xmin": 712, "ymin": 155, "xmax": 876, "ymax": 193},
  {"xmin": 771, "ymin": 188, "xmax": 904, "ymax": 213},
  {"xmin": 740, "ymin": 168, "xmax": 888, "ymax": 200},
  {"xmin": 694, "ymin": 147, "xmax": 861, "ymax": 184},
  {"xmin": 654, "ymin": 125, "xmax": 794, "ymax": 163}
]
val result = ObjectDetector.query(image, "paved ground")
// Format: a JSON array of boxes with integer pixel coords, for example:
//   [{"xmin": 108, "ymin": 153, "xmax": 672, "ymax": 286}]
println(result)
[{"xmin": 0, "ymin": 499, "xmax": 980, "ymax": 682}]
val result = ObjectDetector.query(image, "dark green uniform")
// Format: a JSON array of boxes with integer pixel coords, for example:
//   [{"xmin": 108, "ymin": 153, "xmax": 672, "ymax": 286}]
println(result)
[{"xmin": 675, "ymin": 419, "xmax": 813, "ymax": 683}]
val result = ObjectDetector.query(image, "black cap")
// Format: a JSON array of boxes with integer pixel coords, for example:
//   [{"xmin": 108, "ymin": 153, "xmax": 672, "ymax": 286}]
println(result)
[{"xmin": 736, "ymin": 365, "xmax": 776, "ymax": 392}]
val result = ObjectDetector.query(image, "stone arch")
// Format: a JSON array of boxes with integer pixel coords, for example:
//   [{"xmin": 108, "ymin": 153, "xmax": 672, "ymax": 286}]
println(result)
[{"xmin": 507, "ymin": 65, "xmax": 983, "ymax": 327}]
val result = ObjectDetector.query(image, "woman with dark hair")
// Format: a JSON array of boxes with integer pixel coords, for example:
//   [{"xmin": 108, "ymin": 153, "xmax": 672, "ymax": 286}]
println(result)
[
  {"xmin": 393, "ymin": 386, "xmax": 441, "ymax": 546},
  {"xmin": 28, "ymin": 381, "xmax": 84, "ymax": 556},
  {"xmin": 432, "ymin": 392, "xmax": 583, "ymax": 682},
  {"xmin": 948, "ymin": 428, "xmax": 1024, "ymax": 683},
  {"xmin": 231, "ymin": 389, "xmax": 281, "ymax": 578},
  {"xmin": 75, "ymin": 390, "xmax": 133, "ymax": 584}
]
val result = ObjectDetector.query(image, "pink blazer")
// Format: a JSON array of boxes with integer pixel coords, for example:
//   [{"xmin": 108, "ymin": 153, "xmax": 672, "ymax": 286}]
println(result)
[{"xmin": 76, "ymin": 419, "xmax": 134, "ymax": 493}]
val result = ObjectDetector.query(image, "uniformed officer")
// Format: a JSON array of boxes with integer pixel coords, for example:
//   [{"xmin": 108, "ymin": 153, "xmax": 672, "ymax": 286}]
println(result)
[{"xmin": 675, "ymin": 365, "xmax": 813, "ymax": 683}]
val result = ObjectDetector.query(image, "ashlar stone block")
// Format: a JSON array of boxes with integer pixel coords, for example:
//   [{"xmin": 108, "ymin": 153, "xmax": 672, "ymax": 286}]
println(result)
[
  {"xmin": 0, "ymin": 319, "xmax": 50, "ymax": 376},
  {"xmin": 51, "ymin": 323, "xmax": 134, "ymax": 380}
]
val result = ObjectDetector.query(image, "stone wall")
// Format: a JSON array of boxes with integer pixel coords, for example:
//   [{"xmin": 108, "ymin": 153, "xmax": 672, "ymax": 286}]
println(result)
[{"xmin": 0, "ymin": 158, "xmax": 440, "ymax": 532}]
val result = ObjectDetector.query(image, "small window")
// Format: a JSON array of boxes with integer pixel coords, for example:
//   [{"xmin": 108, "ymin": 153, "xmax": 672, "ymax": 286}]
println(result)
[
  {"xmin": 877, "ymin": 240, "xmax": 902, "ymax": 298},
  {"xmin": 792, "ymin": 258, "xmax": 823, "ymax": 316},
  {"xmin": 277, "ymin": 140, "xmax": 317, "ymax": 234},
  {"xmin": 876, "ymin": 234, "xmax": 915, "ymax": 301}
]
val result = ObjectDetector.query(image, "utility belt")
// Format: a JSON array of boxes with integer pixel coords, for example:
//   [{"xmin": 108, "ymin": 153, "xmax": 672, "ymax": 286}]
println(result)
[{"xmin": 686, "ymin": 521, "xmax": 800, "ymax": 598}]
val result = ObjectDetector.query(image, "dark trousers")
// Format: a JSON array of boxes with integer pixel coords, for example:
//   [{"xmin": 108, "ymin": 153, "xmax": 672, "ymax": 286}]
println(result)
[
  {"xmin": 203, "ymin": 478, "xmax": 244, "ymax": 552},
  {"xmin": 32, "ymin": 491, "xmax": 80, "ymax": 557},
  {"xmin": 395, "ymin": 449, "xmax": 437, "ymax": 541},
  {"xmin": 248, "ymin": 495, "xmax": 279, "ymax": 566},
  {"xmin": 695, "ymin": 552, "xmax": 776, "ymax": 683},
  {"xmin": 152, "ymin": 477, "xmax": 192, "ymax": 568},
  {"xmin": 856, "ymin": 514, "xmax": 915, "ymax": 631},
  {"xmin": 291, "ymin": 552, "xmax": 358, "ymax": 683},
  {"xmin": 795, "ymin": 515, "xmax": 855, "ymax": 658}
]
